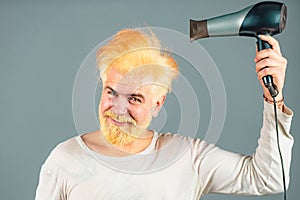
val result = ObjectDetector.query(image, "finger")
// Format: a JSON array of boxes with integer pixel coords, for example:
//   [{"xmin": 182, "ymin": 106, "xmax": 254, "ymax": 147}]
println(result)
[
  {"xmin": 257, "ymin": 68, "xmax": 285, "ymax": 92},
  {"xmin": 255, "ymin": 61, "xmax": 286, "ymax": 73},
  {"xmin": 258, "ymin": 35, "xmax": 282, "ymax": 55},
  {"xmin": 257, "ymin": 75, "xmax": 284, "ymax": 99},
  {"xmin": 254, "ymin": 49, "xmax": 286, "ymax": 62},
  {"xmin": 257, "ymin": 67, "xmax": 285, "ymax": 80},
  {"xmin": 255, "ymin": 59, "xmax": 286, "ymax": 73}
]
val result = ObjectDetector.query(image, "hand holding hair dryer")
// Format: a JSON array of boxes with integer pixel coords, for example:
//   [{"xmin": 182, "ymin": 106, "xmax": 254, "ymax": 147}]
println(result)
[{"xmin": 190, "ymin": 1, "xmax": 287, "ymax": 97}]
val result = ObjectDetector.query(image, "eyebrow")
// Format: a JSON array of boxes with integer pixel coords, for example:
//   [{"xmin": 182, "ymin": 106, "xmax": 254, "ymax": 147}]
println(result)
[
  {"xmin": 129, "ymin": 93, "xmax": 145, "ymax": 101},
  {"xmin": 104, "ymin": 86, "xmax": 145, "ymax": 100},
  {"xmin": 104, "ymin": 86, "xmax": 116, "ymax": 93}
]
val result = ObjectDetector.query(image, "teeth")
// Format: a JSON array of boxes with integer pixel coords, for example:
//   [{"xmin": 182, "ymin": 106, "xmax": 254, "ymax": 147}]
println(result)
[
  {"xmin": 104, "ymin": 112, "xmax": 136, "ymax": 125},
  {"xmin": 113, "ymin": 118, "xmax": 127, "ymax": 123}
]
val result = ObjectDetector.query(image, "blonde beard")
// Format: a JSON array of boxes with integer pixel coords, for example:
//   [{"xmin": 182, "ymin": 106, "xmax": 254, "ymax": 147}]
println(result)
[{"xmin": 99, "ymin": 110, "xmax": 151, "ymax": 146}]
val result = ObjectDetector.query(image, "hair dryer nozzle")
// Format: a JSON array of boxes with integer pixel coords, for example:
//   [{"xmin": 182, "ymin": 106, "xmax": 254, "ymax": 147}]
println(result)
[{"xmin": 190, "ymin": 19, "xmax": 209, "ymax": 42}]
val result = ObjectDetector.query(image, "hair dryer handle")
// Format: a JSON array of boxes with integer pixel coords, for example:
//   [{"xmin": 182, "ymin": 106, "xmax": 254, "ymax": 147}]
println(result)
[
  {"xmin": 256, "ymin": 37, "xmax": 279, "ymax": 98},
  {"xmin": 257, "ymin": 37, "xmax": 271, "ymax": 50}
]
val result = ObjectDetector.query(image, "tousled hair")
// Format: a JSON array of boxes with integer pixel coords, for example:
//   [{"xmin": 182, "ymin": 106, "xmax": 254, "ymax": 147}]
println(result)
[{"xmin": 96, "ymin": 28, "xmax": 179, "ymax": 95}]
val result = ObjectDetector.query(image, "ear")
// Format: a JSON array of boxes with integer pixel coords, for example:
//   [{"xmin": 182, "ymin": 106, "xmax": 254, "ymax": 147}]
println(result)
[{"xmin": 152, "ymin": 95, "xmax": 166, "ymax": 118}]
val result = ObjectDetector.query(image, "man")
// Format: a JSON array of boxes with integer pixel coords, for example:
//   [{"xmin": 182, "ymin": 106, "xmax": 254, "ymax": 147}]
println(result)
[{"xmin": 35, "ymin": 29, "xmax": 293, "ymax": 199}]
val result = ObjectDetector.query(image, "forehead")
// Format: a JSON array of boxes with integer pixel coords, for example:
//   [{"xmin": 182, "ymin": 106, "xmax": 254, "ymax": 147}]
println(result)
[{"xmin": 103, "ymin": 67, "xmax": 156, "ymax": 94}]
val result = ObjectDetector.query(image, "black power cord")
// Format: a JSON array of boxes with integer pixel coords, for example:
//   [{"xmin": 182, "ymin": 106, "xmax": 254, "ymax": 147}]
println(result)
[
  {"xmin": 272, "ymin": 96, "xmax": 287, "ymax": 200},
  {"xmin": 258, "ymin": 36, "xmax": 287, "ymax": 200}
]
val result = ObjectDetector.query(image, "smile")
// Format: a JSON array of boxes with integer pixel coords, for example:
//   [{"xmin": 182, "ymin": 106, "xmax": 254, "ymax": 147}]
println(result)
[{"xmin": 108, "ymin": 117, "xmax": 133, "ymax": 126}]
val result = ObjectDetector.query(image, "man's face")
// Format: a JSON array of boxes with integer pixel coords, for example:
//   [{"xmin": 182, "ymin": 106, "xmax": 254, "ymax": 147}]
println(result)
[{"xmin": 98, "ymin": 67, "xmax": 165, "ymax": 146}]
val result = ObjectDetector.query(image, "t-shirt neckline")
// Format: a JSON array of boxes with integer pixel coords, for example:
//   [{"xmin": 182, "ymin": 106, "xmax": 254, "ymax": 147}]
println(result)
[{"xmin": 75, "ymin": 131, "xmax": 159, "ymax": 161}]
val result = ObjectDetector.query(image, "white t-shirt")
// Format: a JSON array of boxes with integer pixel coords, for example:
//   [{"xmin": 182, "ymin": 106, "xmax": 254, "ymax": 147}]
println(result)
[{"xmin": 35, "ymin": 102, "xmax": 294, "ymax": 200}]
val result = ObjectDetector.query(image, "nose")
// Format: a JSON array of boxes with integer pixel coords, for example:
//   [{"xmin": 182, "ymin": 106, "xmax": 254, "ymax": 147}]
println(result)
[{"xmin": 111, "ymin": 95, "xmax": 129, "ymax": 115}]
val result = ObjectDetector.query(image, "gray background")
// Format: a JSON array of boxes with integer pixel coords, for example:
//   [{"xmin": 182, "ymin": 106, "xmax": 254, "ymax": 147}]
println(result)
[{"xmin": 0, "ymin": 0, "xmax": 299, "ymax": 199}]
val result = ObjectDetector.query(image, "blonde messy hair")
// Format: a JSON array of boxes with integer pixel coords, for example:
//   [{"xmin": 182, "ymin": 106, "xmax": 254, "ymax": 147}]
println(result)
[{"xmin": 96, "ymin": 28, "xmax": 179, "ymax": 95}]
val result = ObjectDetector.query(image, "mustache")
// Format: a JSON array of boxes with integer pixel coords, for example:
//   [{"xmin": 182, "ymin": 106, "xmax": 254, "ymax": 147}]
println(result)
[{"xmin": 104, "ymin": 111, "xmax": 137, "ymax": 126}]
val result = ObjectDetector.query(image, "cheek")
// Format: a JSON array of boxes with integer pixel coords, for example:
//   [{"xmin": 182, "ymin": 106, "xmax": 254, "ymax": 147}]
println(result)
[
  {"xmin": 130, "ymin": 105, "xmax": 153, "ymax": 124},
  {"xmin": 99, "ymin": 95, "xmax": 112, "ymax": 114}
]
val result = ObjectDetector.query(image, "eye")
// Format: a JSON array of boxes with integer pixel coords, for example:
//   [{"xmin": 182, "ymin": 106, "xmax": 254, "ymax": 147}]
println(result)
[
  {"xmin": 107, "ymin": 89, "xmax": 118, "ymax": 97},
  {"xmin": 128, "ymin": 96, "xmax": 142, "ymax": 104}
]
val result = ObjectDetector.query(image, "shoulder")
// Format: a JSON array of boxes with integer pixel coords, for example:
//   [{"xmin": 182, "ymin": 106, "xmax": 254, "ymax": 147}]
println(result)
[
  {"xmin": 42, "ymin": 135, "xmax": 87, "ymax": 170},
  {"xmin": 156, "ymin": 132, "xmax": 216, "ymax": 155},
  {"xmin": 157, "ymin": 132, "xmax": 210, "ymax": 145},
  {"xmin": 155, "ymin": 132, "xmax": 187, "ymax": 148}
]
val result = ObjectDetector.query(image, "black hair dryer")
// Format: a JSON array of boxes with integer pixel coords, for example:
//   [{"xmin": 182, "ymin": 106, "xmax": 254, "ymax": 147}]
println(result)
[{"xmin": 190, "ymin": 1, "xmax": 287, "ymax": 97}]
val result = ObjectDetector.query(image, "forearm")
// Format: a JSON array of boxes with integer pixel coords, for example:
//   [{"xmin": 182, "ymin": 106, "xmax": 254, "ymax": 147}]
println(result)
[
  {"xmin": 198, "ymin": 101, "xmax": 293, "ymax": 195},
  {"xmin": 252, "ymin": 101, "xmax": 293, "ymax": 192}
]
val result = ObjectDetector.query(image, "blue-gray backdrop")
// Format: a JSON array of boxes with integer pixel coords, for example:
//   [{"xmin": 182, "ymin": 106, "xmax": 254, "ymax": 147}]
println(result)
[{"xmin": 0, "ymin": 0, "xmax": 299, "ymax": 199}]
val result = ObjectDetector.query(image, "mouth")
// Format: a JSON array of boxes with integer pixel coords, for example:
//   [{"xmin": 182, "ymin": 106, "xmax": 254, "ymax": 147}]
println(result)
[{"xmin": 107, "ymin": 116, "xmax": 134, "ymax": 126}]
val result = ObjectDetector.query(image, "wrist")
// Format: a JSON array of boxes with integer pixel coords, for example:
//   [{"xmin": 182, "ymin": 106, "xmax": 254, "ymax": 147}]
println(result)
[{"xmin": 263, "ymin": 93, "xmax": 285, "ymax": 112}]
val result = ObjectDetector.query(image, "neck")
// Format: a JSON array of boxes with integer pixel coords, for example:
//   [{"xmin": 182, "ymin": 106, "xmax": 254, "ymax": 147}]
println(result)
[{"xmin": 102, "ymin": 130, "xmax": 154, "ymax": 154}]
